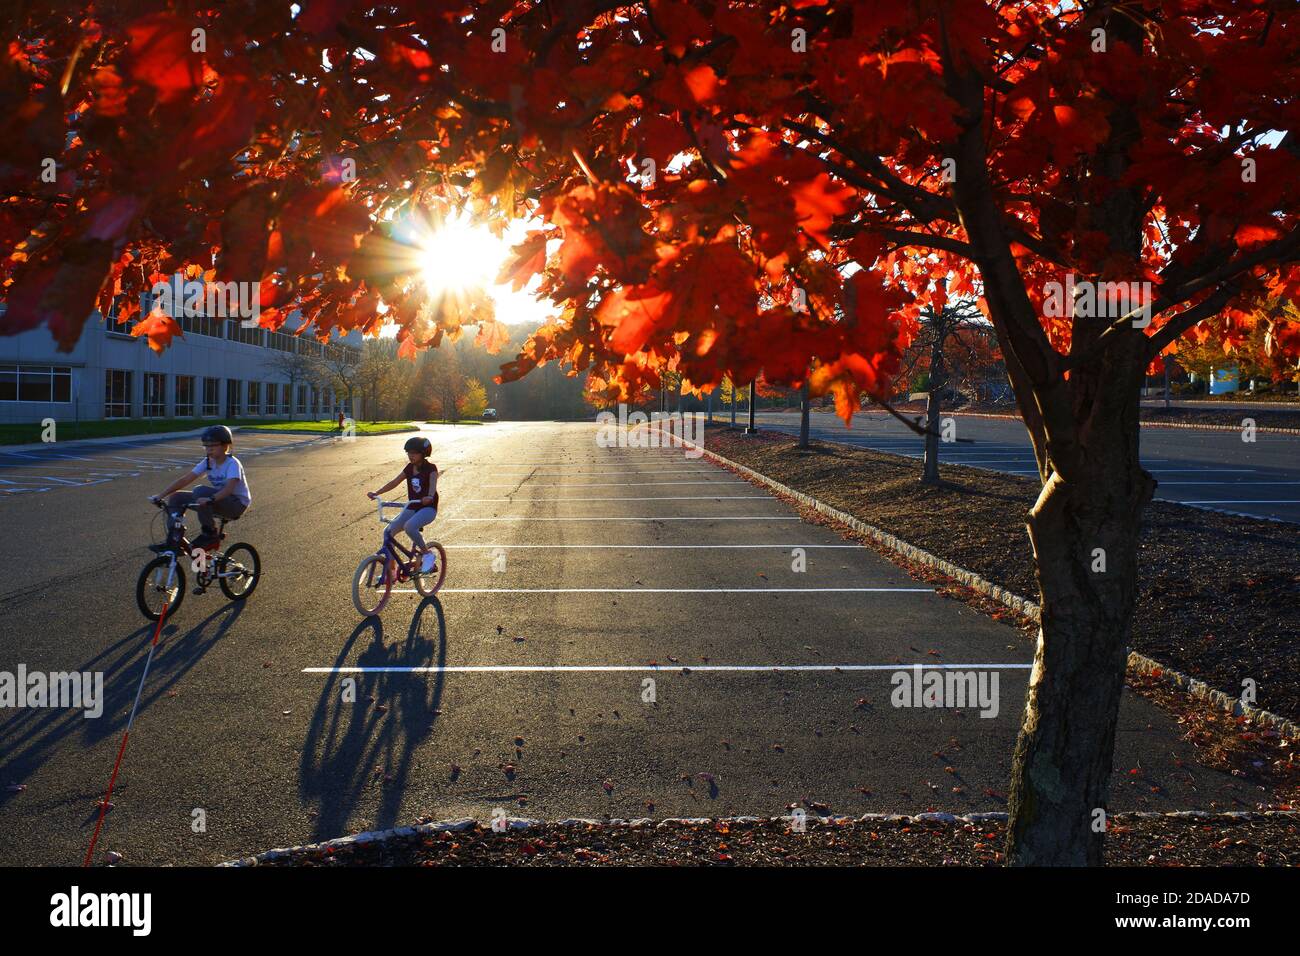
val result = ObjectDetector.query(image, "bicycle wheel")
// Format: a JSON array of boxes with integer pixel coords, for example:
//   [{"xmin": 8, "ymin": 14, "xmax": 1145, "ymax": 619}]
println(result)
[
  {"xmin": 218, "ymin": 543, "xmax": 261, "ymax": 600},
  {"xmin": 136, "ymin": 556, "xmax": 185, "ymax": 621},
  {"xmin": 414, "ymin": 542, "xmax": 447, "ymax": 596},
  {"xmin": 352, "ymin": 554, "xmax": 393, "ymax": 616}
]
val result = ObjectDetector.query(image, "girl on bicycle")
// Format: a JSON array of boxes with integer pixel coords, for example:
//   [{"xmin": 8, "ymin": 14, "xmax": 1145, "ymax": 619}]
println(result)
[{"xmin": 368, "ymin": 436, "xmax": 440, "ymax": 567}]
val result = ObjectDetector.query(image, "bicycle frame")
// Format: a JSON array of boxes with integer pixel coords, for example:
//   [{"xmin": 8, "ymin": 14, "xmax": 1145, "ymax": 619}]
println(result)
[
  {"xmin": 150, "ymin": 502, "xmax": 240, "ymax": 583},
  {"xmin": 374, "ymin": 499, "xmax": 432, "ymax": 572}
]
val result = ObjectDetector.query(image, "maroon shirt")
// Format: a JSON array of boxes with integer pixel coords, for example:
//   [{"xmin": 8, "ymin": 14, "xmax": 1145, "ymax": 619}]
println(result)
[{"xmin": 403, "ymin": 461, "xmax": 438, "ymax": 511}]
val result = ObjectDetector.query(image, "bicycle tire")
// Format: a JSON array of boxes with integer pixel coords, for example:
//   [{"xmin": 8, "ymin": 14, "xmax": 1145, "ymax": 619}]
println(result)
[
  {"xmin": 218, "ymin": 543, "xmax": 261, "ymax": 601},
  {"xmin": 352, "ymin": 554, "xmax": 393, "ymax": 616},
  {"xmin": 136, "ymin": 556, "xmax": 185, "ymax": 621},
  {"xmin": 414, "ymin": 542, "xmax": 447, "ymax": 596}
]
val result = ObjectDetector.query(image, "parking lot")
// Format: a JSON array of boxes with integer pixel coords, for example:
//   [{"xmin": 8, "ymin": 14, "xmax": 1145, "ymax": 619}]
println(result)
[{"xmin": 0, "ymin": 422, "xmax": 1266, "ymax": 865}]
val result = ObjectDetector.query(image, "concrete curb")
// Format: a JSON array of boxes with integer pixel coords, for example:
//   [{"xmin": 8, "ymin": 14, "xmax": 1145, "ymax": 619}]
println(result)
[
  {"xmin": 658, "ymin": 426, "xmax": 1300, "ymax": 742},
  {"xmin": 899, "ymin": 409, "xmax": 1300, "ymax": 436},
  {"xmin": 221, "ymin": 809, "xmax": 1300, "ymax": 866},
  {"xmin": 0, "ymin": 424, "xmax": 226, "ymax": 454}
]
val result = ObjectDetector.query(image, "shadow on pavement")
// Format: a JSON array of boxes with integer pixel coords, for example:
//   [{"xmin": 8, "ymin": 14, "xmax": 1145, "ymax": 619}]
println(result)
[
  {"xmin": 0, "ymin": 602, "xmax": 244, "ymax": 812},
  {"xmin": 299, "ymin": 597, "xmax": 447, "ymax": 842}
]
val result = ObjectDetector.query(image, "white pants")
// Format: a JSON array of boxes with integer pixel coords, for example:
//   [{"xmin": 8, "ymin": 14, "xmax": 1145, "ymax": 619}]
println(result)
[{"xmin": 386, "ymin": 506, "xmax": 436, "ymax": 550}]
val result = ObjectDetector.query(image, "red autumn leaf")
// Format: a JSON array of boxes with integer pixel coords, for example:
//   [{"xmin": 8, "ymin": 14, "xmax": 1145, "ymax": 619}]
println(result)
[
  {"xmin": 496, "ymin": 231, "xmax": 549, "ymax": 291},
  {"xmin": 131, "ymin": 311, "xmax": 183, "ymax": 353},
  {"xmin": 126, "ymin": 13, "xmax": 203, "ymax": 103}
]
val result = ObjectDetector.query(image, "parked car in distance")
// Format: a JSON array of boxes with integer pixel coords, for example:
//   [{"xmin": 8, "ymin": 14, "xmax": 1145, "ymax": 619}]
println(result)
[{"xmin": 482, "ymin": 408, "xmax": 499, "ymax": 422}]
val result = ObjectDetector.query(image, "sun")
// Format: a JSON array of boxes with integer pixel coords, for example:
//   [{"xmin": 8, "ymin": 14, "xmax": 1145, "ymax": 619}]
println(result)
[{"xmin": 418, "ymin": 210, "xmax": 505, "ymax": 295}]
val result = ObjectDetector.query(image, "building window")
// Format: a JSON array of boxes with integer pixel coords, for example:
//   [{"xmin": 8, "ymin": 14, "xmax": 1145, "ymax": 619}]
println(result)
[
  {"xmin": 262, "ymin": 382, "xmax": 275, "ymax": 415},
  {"xmin": 105, "ymin": 370, "xmax": 132, "ymax": 418},
  {"xmin": 267, "ymin": 331, "xmax": 295, "ymax": 352},
  {"xmin": 0, "ymin": 365, "xmax": 73, "ymax": 403},
  {"xmin": 226, "ymin": 378, "xmax": 242, "ymax": 418},
  {"xmin": 296, "ymin": 384, "xmax": 308, "ymax": 414},
  {"xmin": 176, "ymin": 376, "xmax": 195, "ymax": 416},
  {"xmin": 202, "ymin": 377, "xmax": 219, "ymax": 417},
  {"xmin": 143, "ymin": 373, "xmax": 166, "ymax": 417},
  {"xmin": 247, "ymin": 381, "xmax": 261, "ymax": 416},
  {"xmin": 278, "ymin": 383, "xmax": 290, "ymax": 416},
  {"xmin": 178, "ymin": 313, "xmax": 224, "ymax": 338},
  {"xmin": 227, "ymin": 319, "xmax": 264, "ymax": 346}
]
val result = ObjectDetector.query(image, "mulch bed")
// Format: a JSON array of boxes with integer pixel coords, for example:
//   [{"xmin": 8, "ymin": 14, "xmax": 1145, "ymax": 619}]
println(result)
[
  {"xmin": 252, "ymin": 815, "xmax": 1300, "ymax": 866},
  {"xmin": 702, "ymin": 425, "xmax": 1300, "ymax": 723}
]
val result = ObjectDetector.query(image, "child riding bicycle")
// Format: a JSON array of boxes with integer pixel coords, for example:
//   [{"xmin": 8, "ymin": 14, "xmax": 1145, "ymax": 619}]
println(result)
[
  {"xmin": 367, "ymin": 436, "xmax": 440, "ymax": 570},
  {"xmin": 152, "ymin": 424, "xmax": 251, "ymax": 551}
]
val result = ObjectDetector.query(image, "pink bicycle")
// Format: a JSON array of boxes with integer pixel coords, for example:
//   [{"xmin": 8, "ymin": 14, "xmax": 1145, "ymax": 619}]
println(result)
[{"xmin": 351, "ymin": 499, "xmax": 447, "ymax": 616}]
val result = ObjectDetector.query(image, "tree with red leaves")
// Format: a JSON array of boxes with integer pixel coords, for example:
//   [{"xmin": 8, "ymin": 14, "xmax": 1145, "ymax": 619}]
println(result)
[{"xmin": 3, "ymin": 1, "xmax": 1299, "ymax": 864}]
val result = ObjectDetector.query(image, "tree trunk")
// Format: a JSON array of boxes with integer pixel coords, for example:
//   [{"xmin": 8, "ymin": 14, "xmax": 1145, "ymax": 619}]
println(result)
[
  {"xmin": 730, "ymin": 387, "xmax": 736, "ymax": 426},
  {"xmin": 922, "ymin": 334, "xmax": 945, "ymax": 485},
  {"xmin": 1006, "ymin": 357, "xmax": 1154, "ymax": 865},
  {"xmin": 798, "ymin": 380, "xmax": 810, "ymax": 448}
]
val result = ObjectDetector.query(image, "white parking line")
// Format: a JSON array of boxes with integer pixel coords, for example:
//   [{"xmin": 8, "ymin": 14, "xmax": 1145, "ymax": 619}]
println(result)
[
  {"xmin": 404, "ymin": 587, "xmax": 931, "ymax": 594},
  {"xmin": 438, "ymin": 544, "xmax": 860, "ymax": 549},
  {"xmin": 488, "ymin": 469, "xmax": 716, "ymax": 476},
  {"xmin": 477, "ymin": 481, "xmax": 746, "ymax": 488},
  {"xmin": 1158, "ymin": 481, "xmax": 1300, "ymax": 486},
  {"xmin": 444, "ymin": 516, "xmax": 802, "ymax": 522},
  {"xmin": 304, "ymin": 663, "xmax": 1033, "ymax": 674},
  {"xmin": 460, "ymin": 495, "xmax": 773, "ymax": 502},
  {"xmin": 1181, "ymin": 499, "xmax": 1300, "ymax": 504}
]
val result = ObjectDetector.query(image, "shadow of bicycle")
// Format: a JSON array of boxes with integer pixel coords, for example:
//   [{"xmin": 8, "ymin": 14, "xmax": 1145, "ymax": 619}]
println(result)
[
  {"xmin": 298, "ymin": 597, "xmax": 447, "ymax": 841},
  {"xmin": 0, "ymin": 602, "xmax": 244, "ymax": 814}
]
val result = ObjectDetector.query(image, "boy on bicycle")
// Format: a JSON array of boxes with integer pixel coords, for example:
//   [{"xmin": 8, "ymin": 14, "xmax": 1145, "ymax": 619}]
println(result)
[
  {"xmin": 152, "ymin": 425, "xmax": 252, "ymax": 550},
  {"xmin": 368, "ymin": 436, "xmax": 440, "ymax": 568}
]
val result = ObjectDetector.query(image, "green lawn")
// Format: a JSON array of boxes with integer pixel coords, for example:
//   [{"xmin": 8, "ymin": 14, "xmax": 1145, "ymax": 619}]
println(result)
[{"xmin": 0, "ymin": 417, "xmax": 413, "ymax": 445}]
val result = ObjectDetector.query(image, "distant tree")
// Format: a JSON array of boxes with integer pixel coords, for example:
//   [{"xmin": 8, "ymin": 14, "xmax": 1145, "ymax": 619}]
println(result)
[
  {"xmin": 260, "ymin": 348, "xmax": 319, "ymax": 422},
  {"xmin": 357, "ymin": 338, "xmax": 414, "ymax": 422},
  {"xmin": 895, "ymin": 300, "xmax": 1002, "ymax": 484},
  {"xmin": 316, "ymin": 348, "xmax": 362, "ymax": 418},
  {"xmin": 459, "ymin": 378, "xmax": 488, "ymax": 419}
]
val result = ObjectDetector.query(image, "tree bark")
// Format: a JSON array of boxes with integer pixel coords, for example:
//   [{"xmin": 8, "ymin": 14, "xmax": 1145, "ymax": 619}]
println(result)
[
  {"xmin": 922, "ymin": 330, "xmax": 945, "ymax": 484},
  {"xmin": 1006, "ymin": 343, "xmax": 1155, "ymax": 865},
  {"xmin": 798, "ymin": 380, "xmax": 810, "ymax": 448}
]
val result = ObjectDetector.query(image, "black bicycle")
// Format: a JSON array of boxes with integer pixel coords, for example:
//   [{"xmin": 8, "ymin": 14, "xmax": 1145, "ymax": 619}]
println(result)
[{"xmin": 136, "ymin": 498, "xmax": 261, "ymax": 621}]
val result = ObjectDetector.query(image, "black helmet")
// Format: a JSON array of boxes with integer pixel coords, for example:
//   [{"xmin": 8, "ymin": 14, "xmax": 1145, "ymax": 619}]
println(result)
[
  {"xmin": 404, "ymin": 435, "xmax": 432, "ymax": 457},
  {"xmin": 201, "ymin": 425, "xmax": 234, "ymax": 445}
]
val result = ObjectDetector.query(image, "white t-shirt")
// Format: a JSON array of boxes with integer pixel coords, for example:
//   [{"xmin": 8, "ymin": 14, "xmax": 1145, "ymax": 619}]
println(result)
[{"xmin": 190, "ymin": 455, "xmax": 252, "ymax": 506}]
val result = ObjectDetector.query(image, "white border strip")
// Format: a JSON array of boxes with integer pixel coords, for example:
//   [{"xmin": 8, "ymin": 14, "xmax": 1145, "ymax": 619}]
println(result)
[{"xmin": 222, "ymin": 809, "xmax": 1300, "ymax": 866}]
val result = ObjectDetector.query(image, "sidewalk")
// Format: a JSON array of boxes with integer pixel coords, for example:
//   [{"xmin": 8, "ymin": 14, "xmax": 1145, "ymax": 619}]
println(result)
[{"xmin": 0, "ymin": 424, "xmax": 233, "ymax": 456}]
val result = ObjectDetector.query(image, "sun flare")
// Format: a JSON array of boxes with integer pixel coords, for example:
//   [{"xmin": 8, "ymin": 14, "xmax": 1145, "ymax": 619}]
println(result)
[{"xmin": 418, "ymin": 211, "xmax": 505, "ymax": 295}]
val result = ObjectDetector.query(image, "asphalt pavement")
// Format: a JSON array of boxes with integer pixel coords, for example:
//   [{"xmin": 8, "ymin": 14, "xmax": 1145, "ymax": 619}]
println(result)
[{"xmin": 0, "ymin": 422, "xmax": 1268, "ymax": 865}]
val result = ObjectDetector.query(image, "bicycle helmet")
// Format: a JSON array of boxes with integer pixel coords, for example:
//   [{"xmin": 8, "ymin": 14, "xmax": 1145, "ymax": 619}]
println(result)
[
  {"xmin": 404, "ymin": 435, "xmax": 432, "ymax": 457},
  {"xmin": 201, "ymin": 425, "xmax": 234, "ymax": 445}
]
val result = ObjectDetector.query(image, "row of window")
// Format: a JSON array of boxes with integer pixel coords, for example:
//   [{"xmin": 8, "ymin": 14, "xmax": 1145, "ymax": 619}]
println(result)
[
  {"xmin": 100, "ymin": 369, "xmax": 335, "ymax": 419},
  {"xmin": 4, "ymin": 366, "xmax": 339, "ymax": 418},
  {"xmin": 0, "ymin": 365, "xmax": 72, "ymax": 403},
  {"xmin": 111, "ymin": 298, "xmax": 361, "ymax": 362}
]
